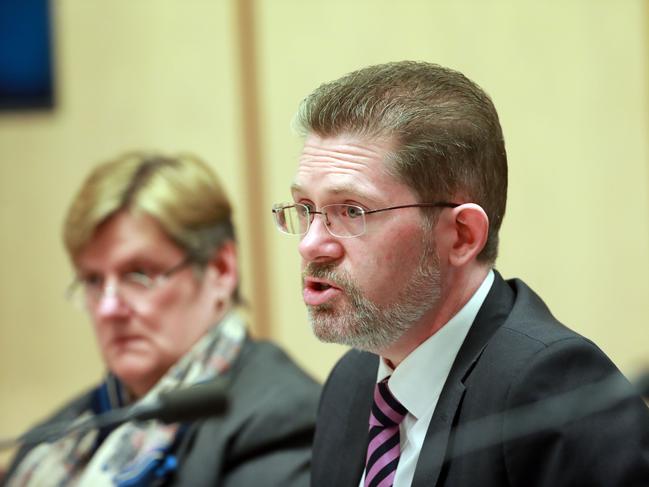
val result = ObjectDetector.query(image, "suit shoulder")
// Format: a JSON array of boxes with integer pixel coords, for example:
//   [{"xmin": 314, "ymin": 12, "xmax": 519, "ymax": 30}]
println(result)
[
  {"xmin": 27, "ymin": 387, "xmax": 94, "ymax": 431},
  {"xmin": 181, "ymin": 339, "xmax": 319, "ymax": 479},
  {"xmin": 500, "ymin": 277, "xmax": 598, "ymax": 351},
  {"xmin": 472, "ymin": 277, "xmax": 628, "ymax": 405},
  {"xmin": 231, "ymin": 339, "xmax": 321, "ymax": 407}
]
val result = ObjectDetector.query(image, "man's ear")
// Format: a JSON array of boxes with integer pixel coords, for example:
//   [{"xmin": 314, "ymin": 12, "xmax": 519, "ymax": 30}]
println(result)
[
  {"xmin": 446, "ymin": 203, "xmax": 489, "ymax": 267},
  {"xmin": 205, "ymin": 240, "xmax": 238, "ymax": 301}
]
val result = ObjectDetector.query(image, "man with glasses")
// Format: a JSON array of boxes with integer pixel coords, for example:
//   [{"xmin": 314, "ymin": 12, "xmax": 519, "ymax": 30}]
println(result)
[
  {"xmin": 3, "ymin": 152, "xmax": 319, "ymax": 487},
  {"xmin": 273, "ymin": 61, "xmax": 649, "ymax": 486}
]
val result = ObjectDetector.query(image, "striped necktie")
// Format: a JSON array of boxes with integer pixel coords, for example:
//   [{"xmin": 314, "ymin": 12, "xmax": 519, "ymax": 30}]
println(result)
[{"xmin": 364, "ymin": 377, "xmax": 408, "ymax": 487}]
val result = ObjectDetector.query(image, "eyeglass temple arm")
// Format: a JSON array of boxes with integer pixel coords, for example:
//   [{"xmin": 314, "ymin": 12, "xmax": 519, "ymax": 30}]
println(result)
[
  {"xmin": 160, "ymin": 256, "xmax": 194, "ymax": 278},
  {"xmin": 364, "ymin": 202, "xmax": 459, "ymax": 215}
]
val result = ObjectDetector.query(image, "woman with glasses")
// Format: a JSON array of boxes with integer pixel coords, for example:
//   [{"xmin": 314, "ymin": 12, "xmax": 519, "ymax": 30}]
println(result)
[{"xmin": 2, "ymin": 153, "xmax": 320, "ymax": 487}]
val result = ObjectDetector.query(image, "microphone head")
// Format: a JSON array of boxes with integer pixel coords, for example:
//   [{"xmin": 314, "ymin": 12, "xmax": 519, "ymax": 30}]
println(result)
[{"xmin": 134, "ymin": 379, "xmax": 229, "ymax": 424}]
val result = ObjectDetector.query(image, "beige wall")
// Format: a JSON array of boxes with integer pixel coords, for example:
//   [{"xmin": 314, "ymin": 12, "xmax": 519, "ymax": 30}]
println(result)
[{"xmin": 1, "ymin": 0, "xmax": 648, "ymax": 464}]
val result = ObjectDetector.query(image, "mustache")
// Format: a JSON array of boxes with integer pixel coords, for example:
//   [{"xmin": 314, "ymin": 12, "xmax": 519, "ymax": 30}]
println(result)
[{"xmin": 302, "ymin": 262, "xmax": 347, "ymax": 289}]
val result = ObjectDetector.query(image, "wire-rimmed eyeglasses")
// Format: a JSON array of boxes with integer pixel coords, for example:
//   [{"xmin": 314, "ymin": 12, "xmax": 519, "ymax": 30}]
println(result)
[
  {"xmin": 271, "ymin": 202, "xmax": 459, "ymax": 238},
  {"xmin": 66, "ymin": 256, "xmax": 194, "ymax": 309}
]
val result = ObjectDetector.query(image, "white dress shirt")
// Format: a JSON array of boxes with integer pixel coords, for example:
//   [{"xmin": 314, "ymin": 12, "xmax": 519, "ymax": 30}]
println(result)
[{"xmin": 359, "ymin": 270, "xmax": 494, "ymax": 487}]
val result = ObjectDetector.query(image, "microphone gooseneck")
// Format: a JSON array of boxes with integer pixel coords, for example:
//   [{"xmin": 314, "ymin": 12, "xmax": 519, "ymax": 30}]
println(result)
[{"xmin": 0, "ymin": 379, "xmax": 229, "ymax": 451}]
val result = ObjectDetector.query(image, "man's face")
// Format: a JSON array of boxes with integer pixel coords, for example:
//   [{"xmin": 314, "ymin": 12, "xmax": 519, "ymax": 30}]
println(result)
[
  {"xmin": 76, "ymin": 211, "xmax": 219, "ymax": 397},
  {"xmin": 293, "ymin": 133, "xmax": 443, "ymax": 354}
]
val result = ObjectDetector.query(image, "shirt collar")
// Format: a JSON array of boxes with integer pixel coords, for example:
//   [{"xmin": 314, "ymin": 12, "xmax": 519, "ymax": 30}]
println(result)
[{"xmin": 377, "ymin": 270, "xmax": 494, "ymax": 419}]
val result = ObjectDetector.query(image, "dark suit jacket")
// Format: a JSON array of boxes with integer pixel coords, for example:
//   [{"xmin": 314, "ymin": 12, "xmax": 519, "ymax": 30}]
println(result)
[
  {"xmin": 312, "ymin": 272, "xmax": 649, "ymax": 486},
  {"xmin": 3, "ymin": 339, "xmax": 321, "ymax": 487}
]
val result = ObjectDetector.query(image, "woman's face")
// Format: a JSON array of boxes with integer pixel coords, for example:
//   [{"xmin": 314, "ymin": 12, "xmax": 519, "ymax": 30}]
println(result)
[{"xmin": 75, "ymin": 211, "xmax": 228, "ymax": 397}]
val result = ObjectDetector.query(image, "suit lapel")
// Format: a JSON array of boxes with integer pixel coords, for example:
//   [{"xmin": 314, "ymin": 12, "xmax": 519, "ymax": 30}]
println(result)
[
  {"xmin": 314, "ymin": 351, "xmax": 377, "ymax": 487},
  {"xmin": 333, "ymin": 374, "xmax": 375, "ymax": 486},
  {"xmin": 411, "ymin": 379, "xmax": 466, "ymax": 487},
  {"xmin": 412, "ymin": 272, "xmax": 515, "ymax": 487}
]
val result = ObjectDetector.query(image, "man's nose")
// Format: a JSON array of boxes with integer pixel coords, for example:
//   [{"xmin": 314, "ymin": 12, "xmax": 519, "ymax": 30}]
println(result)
[{"xmin": 298, "ymin": 213, "xmax": 344, "ymax": 264}]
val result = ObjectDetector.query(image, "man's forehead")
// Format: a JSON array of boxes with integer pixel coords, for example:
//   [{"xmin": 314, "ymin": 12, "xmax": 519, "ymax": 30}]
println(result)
[
  {"xmin": 291, "ymin": 161, "xmax": 420, "ymax": 210},
  {"xmin": 293, "ymin": 133, "xmax": 399, "ymax": 187}
]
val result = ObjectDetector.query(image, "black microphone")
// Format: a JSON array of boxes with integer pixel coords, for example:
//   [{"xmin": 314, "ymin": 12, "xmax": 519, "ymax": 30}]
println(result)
[
  {"xmin": 132, "ymin": 379, "xmax": 229, "ymax": 423},
  {"xmin": 0, "ymin": 379, "xmax": 229, "ymax": 451}
]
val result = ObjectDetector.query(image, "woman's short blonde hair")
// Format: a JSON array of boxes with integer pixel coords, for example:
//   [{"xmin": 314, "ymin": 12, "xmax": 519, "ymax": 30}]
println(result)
[{"xmin": 64, "ymin": 151, "xmax": 236, "ymax": 272}]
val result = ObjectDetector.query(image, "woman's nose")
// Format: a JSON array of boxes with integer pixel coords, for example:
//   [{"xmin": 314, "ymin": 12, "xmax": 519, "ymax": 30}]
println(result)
[{"xmin": 95, "ymin": 284, "xmax": 130, "ymax": 318}]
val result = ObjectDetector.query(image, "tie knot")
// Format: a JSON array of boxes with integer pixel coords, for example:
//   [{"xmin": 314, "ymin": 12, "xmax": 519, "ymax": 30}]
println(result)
[{"xmin": 369, "ymin": 378, "xmax": 408, "ymax": 428}]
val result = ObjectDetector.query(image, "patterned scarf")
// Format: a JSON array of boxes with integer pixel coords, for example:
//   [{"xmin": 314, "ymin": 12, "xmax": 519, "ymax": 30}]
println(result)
[{"xmin": 7, "ymin": 312, "xmax": 246, "ymax": 487}]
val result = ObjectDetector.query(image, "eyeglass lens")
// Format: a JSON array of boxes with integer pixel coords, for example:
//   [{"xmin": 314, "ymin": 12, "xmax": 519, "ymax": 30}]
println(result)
[
  {"xmin": 80, "ymin": 273, "xmax": 154, "ymax": 305},
  {"xmin": 275, "ymin": 204, "xmax": 365, "ymax": 238}
]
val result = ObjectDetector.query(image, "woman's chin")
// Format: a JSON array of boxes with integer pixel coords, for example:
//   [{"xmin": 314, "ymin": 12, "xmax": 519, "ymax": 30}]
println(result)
[{"xmin": 109, "ymin": 355, "xmax": 165, "ymax": 398}]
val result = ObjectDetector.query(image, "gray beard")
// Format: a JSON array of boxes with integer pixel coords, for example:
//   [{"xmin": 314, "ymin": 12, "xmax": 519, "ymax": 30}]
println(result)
[{"xmin": 303, "ymin": 244, "xmax": 441, "ymax": 354}]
